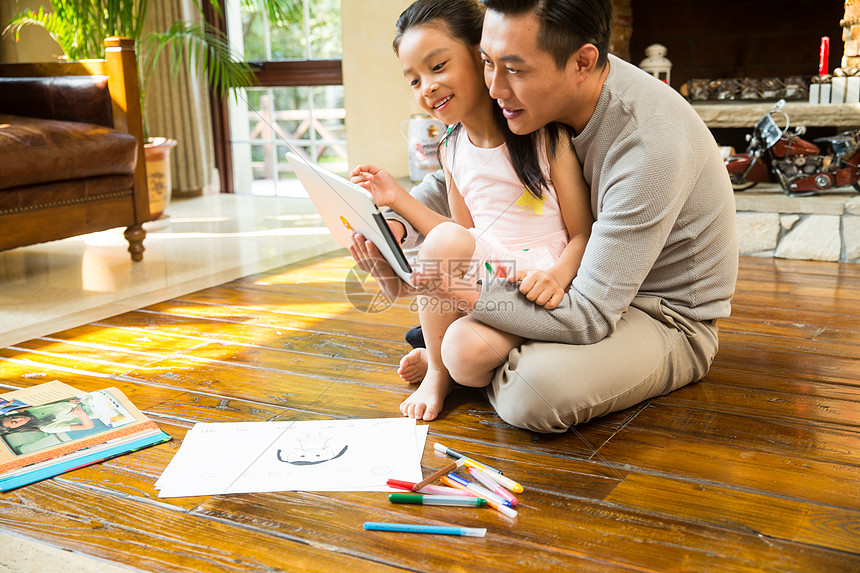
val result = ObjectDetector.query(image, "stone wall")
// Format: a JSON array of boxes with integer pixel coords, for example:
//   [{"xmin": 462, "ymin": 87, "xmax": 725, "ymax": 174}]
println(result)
[{"xmin": 735, "ymin": 187, "xmax": 860, "ymax": 262}]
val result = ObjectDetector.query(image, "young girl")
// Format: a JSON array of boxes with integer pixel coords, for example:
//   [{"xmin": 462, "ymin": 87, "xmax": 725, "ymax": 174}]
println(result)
[
  {"xmin": 350, "ymin": 0, "xmax": 593, "ymax": 421},
  {"xmin": 0, "ymin": 399, "xmax": 94, "ymax": 434}
]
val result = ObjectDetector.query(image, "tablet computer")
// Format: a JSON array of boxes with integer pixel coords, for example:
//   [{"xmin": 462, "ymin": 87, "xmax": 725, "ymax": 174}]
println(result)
[{"xmin": 286, "ymin": 152, "xmax": 413, "ymax": 285}]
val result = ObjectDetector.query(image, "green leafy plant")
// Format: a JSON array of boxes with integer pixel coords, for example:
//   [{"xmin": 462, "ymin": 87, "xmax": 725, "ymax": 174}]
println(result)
[{"xmin": 2, "ymin": 0, "xmax": 295, "ymax": 100}]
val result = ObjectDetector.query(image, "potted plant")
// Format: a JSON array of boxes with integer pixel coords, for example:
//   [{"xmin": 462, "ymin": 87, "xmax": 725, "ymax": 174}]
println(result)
[{"xmin": 3, "ymin": 0, "xmax": 293, "ymax": 220}]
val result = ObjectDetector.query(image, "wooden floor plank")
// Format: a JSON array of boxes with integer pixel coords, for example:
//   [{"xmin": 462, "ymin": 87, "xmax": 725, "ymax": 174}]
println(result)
[
  {"xmin": 618, "ymin": 402, "xmax": 860, "ymax": 468},
  {"xmin": 596, "ymin": 424, "xmax": 860, "ymax": 510},
  {"xmin": 0, "ymin": 480, "xmax": 406, "ymax": 573},
  {"xmin": 604, "ymin": 472, "xmax": 860, "ymax": 554},
  {"xmin": 658, "ymin": 379, "xmax": 860, "ymax": 430},
  {"xmin": 705, "ymin": 365, "xmax": 860, "ymax": 402},
  {"xmin": 711, "ymin": 341, "xmax": 860, "ymax": 387}
]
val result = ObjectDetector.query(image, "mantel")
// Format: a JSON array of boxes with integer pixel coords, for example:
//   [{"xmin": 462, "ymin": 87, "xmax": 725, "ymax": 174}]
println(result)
[{"xmin": 692, "ymin": 102, "xmax": 860, "ymax": 128}]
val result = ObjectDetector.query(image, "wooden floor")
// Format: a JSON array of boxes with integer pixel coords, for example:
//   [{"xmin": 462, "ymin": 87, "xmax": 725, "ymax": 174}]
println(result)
[{"xmin": 0, "ymin": 254, "xmax": 858, "ymax": 572}]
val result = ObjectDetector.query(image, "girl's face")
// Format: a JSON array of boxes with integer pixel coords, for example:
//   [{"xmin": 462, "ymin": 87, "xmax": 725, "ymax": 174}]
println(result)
[
  {"xmin": 398, "ymin": 23, "xmax": 486, "ymax": 125},
  {"xmin": 1, "ymin": 416, "xmax": 29, "ymax": 429}
]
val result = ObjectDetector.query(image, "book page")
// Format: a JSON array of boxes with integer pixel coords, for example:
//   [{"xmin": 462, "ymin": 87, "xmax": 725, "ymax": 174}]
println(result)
[
  {"xmin": 1, "ymin": 381, "xmax": 80, "ymax": 406},
  {"xmin": 0, "ymin": 382, "xmax": 159, "ymax": 473}
]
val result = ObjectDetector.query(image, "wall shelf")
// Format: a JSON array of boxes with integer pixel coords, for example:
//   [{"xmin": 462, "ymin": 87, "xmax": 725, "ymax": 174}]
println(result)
[{"xmin": 692, "ymin": 102, "xmax": 860, "ymax": 128}]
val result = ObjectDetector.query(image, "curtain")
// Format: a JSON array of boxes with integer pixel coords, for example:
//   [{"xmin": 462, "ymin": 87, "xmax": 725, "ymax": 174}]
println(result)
[{"xmin": 143, "ymin": 0, "xmax": 218, "ymax": 194}]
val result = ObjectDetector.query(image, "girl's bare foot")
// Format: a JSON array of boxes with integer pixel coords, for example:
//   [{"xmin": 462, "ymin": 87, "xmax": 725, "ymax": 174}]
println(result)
[
  {"xmin": 398, "ymin": 348, "xmax": 428, "ymax": 384},
  {"xmin": 400, "ymin": 369, "xmax": 453, "ymax": 421}
]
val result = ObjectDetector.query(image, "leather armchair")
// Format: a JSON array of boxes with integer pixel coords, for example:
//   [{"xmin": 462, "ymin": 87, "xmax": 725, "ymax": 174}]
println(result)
[{"xmin": 0, "ymin": 37, "xmax": 150, "ymax": 261}]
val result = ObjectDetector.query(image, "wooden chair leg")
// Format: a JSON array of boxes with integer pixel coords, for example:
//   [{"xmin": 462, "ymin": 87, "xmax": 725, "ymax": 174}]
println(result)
[{"xmin": 124, "ymin": 224, "xmax": 146, "ymax": 262}]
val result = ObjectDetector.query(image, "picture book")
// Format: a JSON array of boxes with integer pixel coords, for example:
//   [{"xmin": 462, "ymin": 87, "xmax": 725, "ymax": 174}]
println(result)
[{"xmin": 0, "ymin": 381, "xmax": 171, "ymax": 491}]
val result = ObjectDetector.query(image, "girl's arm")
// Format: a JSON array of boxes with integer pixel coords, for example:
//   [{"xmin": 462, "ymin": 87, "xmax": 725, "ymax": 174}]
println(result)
[
  {"xmin": 546, "ymin": 133, "xmax": 593, "ymax": 287},
  {"xmin": 67, "ymin": 404, "xmax": 95, "ymax": 431},
  {"xmin": 512, "ymin": 133, "xmax": 593, "ymax": 309},
  {"xmin": 351, "ymin": 164, "xmax": 451, "ymax": 237}
]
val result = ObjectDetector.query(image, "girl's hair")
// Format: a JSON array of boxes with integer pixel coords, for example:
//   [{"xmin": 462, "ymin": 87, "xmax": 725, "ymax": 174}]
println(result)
[
  {"xmin": 0, "ymin": 412, "xmax": 50, "ymax": 434},
  {"xmin": 394, "ymin": 0, "xmax": 573, "ymax": 198}
]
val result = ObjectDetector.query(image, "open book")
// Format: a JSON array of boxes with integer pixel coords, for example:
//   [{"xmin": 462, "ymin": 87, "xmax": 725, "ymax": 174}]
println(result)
[{"xmin": 0, "ymin": 381, "xmax": 171, "ymax": 491}]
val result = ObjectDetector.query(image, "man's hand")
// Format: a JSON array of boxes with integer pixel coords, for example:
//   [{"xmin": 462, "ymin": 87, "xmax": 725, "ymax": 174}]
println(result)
[
  {"xmin": 510, "ymin": 269, "xmax": 565, "ymax": 309},
  {"xmin": 348, "ymin": 232, "xmax": 482, "ymax": 314},
  {"xmin": 348, "ymin": 232, "xmax": 415, "ymax": 301}
]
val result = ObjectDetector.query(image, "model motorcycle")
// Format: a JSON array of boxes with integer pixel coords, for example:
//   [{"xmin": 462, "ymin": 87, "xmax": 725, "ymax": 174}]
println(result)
[{"xmin": 724, "ymin": 99, "xmax": 860, "ymax": 196}]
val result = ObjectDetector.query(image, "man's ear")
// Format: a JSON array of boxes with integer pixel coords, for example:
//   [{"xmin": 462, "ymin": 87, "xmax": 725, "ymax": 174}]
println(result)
[{"xmin": 570, "ymin": 43, "xmax": 600, "ymax": 82}]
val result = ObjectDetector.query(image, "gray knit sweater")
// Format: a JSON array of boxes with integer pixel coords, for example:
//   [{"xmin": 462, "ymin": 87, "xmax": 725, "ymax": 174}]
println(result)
[{"xmin": 388, "ymin": 55, "xmax": 738, "ymax": 345}]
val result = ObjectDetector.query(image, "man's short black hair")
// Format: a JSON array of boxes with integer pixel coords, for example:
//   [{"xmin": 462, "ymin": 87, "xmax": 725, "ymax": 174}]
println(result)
[{"xmin": 482, "ymin": 0, "xmax": 612, "ymax": 69}]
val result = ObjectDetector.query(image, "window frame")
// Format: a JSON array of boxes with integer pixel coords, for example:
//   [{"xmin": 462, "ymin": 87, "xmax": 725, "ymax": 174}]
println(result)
[{"xmin": 206, "ymin": 4, "xmax": 343, "ymax": 193}]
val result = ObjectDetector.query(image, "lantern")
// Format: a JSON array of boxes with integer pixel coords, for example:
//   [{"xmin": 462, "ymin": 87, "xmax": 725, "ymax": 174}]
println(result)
[{"xmin": 640, "ymin": 44, "xmax": 672, "ymax": 85}]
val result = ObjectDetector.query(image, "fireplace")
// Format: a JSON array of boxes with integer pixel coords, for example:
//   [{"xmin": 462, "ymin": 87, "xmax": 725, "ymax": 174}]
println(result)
[{"xmin": 626, "ymin": 0, "xmax": 843, "ymax": 92}]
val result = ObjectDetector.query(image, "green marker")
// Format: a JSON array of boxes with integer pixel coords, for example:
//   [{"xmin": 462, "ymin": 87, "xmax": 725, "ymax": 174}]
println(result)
[{"xmin": 389, "ymin": 494, "xmax": 487, "ymax": 507}]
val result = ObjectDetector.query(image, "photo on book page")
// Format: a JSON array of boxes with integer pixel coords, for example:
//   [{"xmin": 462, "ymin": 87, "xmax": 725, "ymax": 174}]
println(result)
[{"xmin": 0, "ymin": 390, "xmax": 137, "ymax": 456}]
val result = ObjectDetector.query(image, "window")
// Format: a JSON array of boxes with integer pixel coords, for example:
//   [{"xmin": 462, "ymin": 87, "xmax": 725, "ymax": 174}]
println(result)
[{"xmin": 225, "ymin": 0, "xmax": 344, "ymax": 195}]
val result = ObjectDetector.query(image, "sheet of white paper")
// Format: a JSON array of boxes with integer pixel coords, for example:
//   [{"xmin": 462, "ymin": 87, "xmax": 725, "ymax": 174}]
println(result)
[
  {"xmin": 156, "ymin": 418, "xmax": 424, "ymax": 498},
  {"xmin": 340, "ymin": 423, "xmax": 429, "ymax": 492}
]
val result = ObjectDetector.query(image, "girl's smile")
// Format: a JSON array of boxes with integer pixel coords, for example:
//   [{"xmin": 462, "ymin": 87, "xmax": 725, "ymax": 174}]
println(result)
[{"xmin": 433, "ymin": 94, "xmax": 453, "ymax": 110}]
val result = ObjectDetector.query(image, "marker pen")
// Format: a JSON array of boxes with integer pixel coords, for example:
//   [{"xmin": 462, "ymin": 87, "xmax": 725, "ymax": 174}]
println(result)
[
  {"xmin": 389, "ymin": 493, "xmax": 487, "ymax": 507},
  {"xmin": 363, "ymin": 522, "xmax": 487, "ymax": 537},
  {"xmin": 433, "ymin": 442, "xmax": 503, "ymax": 474},
  {"xmin": 412, "ymin": 458, "xmax": 465, "ymax": 491},
  {"xmin": 467, "ymin": 467, "xmax": 517, "ymax": 506},
  {"xmin": 441, "ymin": 475, "xmax": 518, "ymax": 519},
  {"xmin": 445, "ymin": 473, "xmax": 512, "ymax": 507},
  {"xmin": 386, "ymin": 479, "xmax": 474, "ymax": 496}
]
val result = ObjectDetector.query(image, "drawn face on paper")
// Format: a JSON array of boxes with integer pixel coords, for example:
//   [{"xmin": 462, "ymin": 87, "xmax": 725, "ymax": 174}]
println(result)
[{"xmin": 276, "ymin": 435, "xmax": 349, "ymax": 466}]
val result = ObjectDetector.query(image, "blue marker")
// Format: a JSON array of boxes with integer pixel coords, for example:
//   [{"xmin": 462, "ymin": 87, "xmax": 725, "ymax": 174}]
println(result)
[{"xmin": 363, "ymin": 522, "xmax": 487, "ymax": 537}]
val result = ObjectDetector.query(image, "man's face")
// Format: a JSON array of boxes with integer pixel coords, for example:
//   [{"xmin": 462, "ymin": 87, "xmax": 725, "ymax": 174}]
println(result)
[{"xmin": 480, "ymin": 10, "xmax": 576, "ymax": 135}]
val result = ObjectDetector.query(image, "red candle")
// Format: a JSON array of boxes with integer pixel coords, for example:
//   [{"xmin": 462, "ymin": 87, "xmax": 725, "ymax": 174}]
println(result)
[{"xmin": 819, "ymin": 36, "xmax": 830, "ymax": 76}]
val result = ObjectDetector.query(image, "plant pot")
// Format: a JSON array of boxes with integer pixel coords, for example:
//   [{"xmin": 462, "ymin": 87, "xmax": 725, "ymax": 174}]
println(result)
[{"xmin": 143, "ymin": 137, "xmax": 178, "ymax": 222}]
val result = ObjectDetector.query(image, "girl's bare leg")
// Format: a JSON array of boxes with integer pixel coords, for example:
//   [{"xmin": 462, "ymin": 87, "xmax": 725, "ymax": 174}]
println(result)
[
  {"xmin": 400, "ymin": 296, "xmax": 460, "ymax": 421},
  {"xmin": 399, "ymin": 222, "xmax": 476, "ymax": 421},
  {"xmin": 442, "ymin": 315, "xmax": 525, "ymax": 388}
]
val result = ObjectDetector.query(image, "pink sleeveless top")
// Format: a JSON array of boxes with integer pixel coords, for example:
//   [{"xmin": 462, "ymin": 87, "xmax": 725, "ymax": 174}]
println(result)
[{"xmin": 445, "ymin": 127, "xmax": 569, "ymax": 259}]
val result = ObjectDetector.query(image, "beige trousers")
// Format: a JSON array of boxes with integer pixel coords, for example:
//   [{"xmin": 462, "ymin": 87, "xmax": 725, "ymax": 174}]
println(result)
[{"xmin": 485, "ymin": 297, "xmax": 720, "ymax": 433}]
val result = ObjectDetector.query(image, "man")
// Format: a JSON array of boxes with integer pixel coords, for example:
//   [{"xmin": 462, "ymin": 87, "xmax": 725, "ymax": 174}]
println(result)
[{"xmin": 351, "ymin": 0, "xmax": 737, "ymax": 433}]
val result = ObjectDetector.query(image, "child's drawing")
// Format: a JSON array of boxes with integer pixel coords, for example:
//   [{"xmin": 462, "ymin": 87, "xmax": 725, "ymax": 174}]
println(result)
[{"xmin": 276, "ymin": 433, "xmax": 348, "ymax": 466}]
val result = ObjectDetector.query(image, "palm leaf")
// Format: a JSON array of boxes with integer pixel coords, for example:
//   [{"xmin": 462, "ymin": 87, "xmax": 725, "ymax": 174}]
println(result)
[
  {"xmin": 141, "ymin": 21, "xmax": 256, "ymax": 98},
  {"xmin": 242, "ymin": 0, "xmax": 301, "ymax": 26}
]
